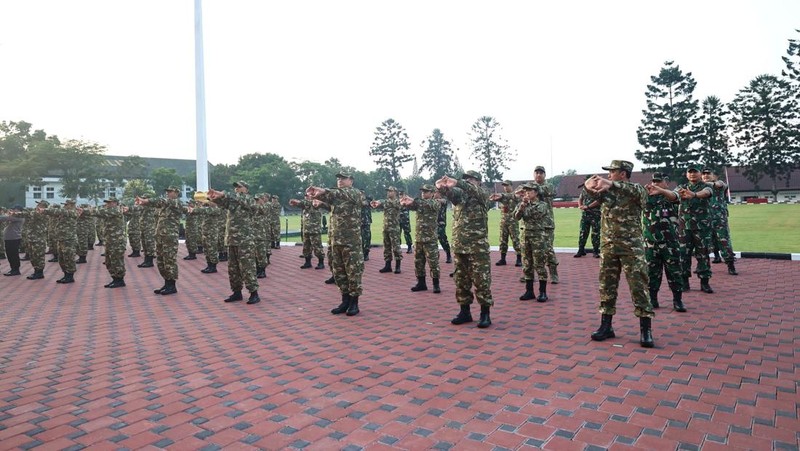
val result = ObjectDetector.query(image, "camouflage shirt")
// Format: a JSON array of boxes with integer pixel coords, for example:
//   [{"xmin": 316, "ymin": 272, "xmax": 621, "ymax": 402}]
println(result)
[
  {"xmin": 438, "ymin": 179, "xmax": 490, "ymax": 254},
  {"xmin": 496, "ymin": 192, "xmax": 521, "ymax": 222},
  {"xmin": 643, "ymin": 193, "xmax": 680, "ymax": 244},
  {"xmin": 678, "ymin": 182, "xmax": 713, "ymax": 231},
  {"xmin": 251, "ymin": 204, "xmax": 269, "ymax": 242},
  {"xmin": 599, "ymin": 181, "xmax": 647, "ymax": 255},
  {"xmin": 92, "ymin": 206, "xmax": 126, "ymax": 251},
  {"xmin": 708, "ymin": 180, "xmax": 729, "ymax": 220},
  {"xmin": 405, "ymin": 198, "xmax": 440, "ymax": 242},
  {"xmin": 212, "ymin": 192, "xmax": 255, "ymax": 246},
  {"xmin": 538, "ymin": 183, "xmax": 556, "ymax": 230},
  {"xmin": 578, "ymin": 187, "xmax": 601, "ymax": 216},
  {"xmin": 514, "ymin": 200, "xmax": 548, "ymax": 236},
  {"xmin": 44, "ymin": 207, "xmax": 79, "ymax": 241},
  {"xmin": 18, "ymin": 209, "xmax": 48, "ymax": 237},
  {"xmin": 299, "ymin": 200, "xmax": 322, "ymax": 233},
  {"xmin": 361, "ymin": 201, "xmax": 372, "ymax": 226},
  {"xmin": 145, "ymin": 197, "xmax": 183, "ymax": 238},
  {"xmin": 318, "ymin": 187, "xmax": 364, "ymax": 247},
  {"xmin": 378, "ymin": 198, "xmax": 401, "ymax": 231}
]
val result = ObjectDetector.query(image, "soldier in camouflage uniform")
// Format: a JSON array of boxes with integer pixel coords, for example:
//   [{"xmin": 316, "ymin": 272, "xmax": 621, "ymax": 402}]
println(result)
[
  {"xmin": 307, "ymin": 172, "xmax": 365, "ymax": 316},
  {"xmin": 125, "ymin": 201, "xmax": 142, "ymax": 258},
  {"xmin": 46, "ymin": 205, "xmax": 60, "ymax": 262},
  {"xmin": 92, "ymin": 198, "xmax": 127, "ymax": 288},
  {"xmin": 0, "ymin": 216, "xmax": 5, "ymax": 260},
  {"xmin": 137, "ymin": 197, "xmax": 157, "ymax": 268},
  {"xmin": 400, "ymin": 185, "xmax": 443, "ymax": 294},
  {"xmin": 371, "ymin": 186, "xmax": 403, "ymax": 274},
  {"xmin": 398, "ymin": 190, "xmax": 413, "ymax": 254},
  {"xmin": 183, "ymin": 201, "xmax": 200, "ymax": 260},
  {"xmin": 643, "ymin": 173, "xmax": 686, "ymax": 312},
  {"xmin": 493, "ymin": 180, "xmax": 523, "ymax": 267},
  {"xmin": 18, "ymin": 201, "xmax": 49, "ymax": 279},
  {"xmin": 575, "ymin": 177, "xmax": 601, "ymax": 258},
  {"xmin": 533, "ymin": 166, "xmax": 560, "ymax": 283},
  {"xmin": 269, "ymin": 195, "xmax": 282, "ymax": 249},
  {"xmin": 508, "ymin": 183, "xmax": 549, "ymax": 302},
  {"xmin": 361, "ymin": 192, "xmax": 372, "ymax": 261},
  {"xmin": 209, "ymin": 181, "xmax": 260, "ymax": 304},
  {"xmin": 316, "ymin": 200, "xmax": 337, "ymax": 285},
  {"xmin": 0, "ymin": 206, "xmax": 23, "ymax": 275},
  {"xmin": 136, "ymin": 186, "xmax": 183, "ymax": 295},
  {"xmin": 192, "ymin": 202, "xmax": 223, "ymax": 274},
  {"xmin": 254, "ymin": 194, "xmax": 273, "ymax": 278},
  {"xmin": 702, "ymin": 168, "xmax": 737, "ymax": 275},
  {"xmin": 43, "ymin": 199, "xmax": 80, "ymax": 283},
  {"xmin": 434, "ymin": 191, "xmax": 452, "ymax": 264},
  {"xmin": 75, "ymin": 204, "xmax": 93, "ymax": 264},
  {"xmin": 436, "ymin": 170, "xmax": 494, "ymax": 328},
  {"xmin": 677, "ymin": 165, "xmax": 714, "ymax": 294},
  {"xmin": 585, "ymin": 160, "xmax": 655, "ymax": 348},
  {"xmin": 94, "ymin": 213, "xmax": 105, "ymax": 246},
  {"xmin": 290, "ymin": 195, "xmax": 325, "ymax": 270}
]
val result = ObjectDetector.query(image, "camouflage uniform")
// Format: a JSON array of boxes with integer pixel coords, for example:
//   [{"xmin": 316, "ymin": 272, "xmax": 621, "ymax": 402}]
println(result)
[
  {"xmin": 195, "ymin": 204, "xmax": 223, "ymax": 266},
  {"xmin": 18, "ymin": 205, "xmax": 48, "ymax": 274},
  {"xmin": 183, "ymin": 204, "xmax": 200, "ymax": 255},
  {"xmin": 378, "ymin": 196, "xmax": 403, "ymax": 263},
  {"xmin": 125, "ymin": 204, "xmax": 142, "ymax": 253},
  {"xmin": 438, "ymin": 177, "xmax": 493, "ymax": 308},
  {"xmin": 514, "ymin": 195, "xmax": 549, "ymax": 283},
  {"xmin": 139, "ymin": 205, "xmax": 157, "ymax": 260},
  {"xmin": 144, "ymin": 196, "xmax": 183, "ymax": 281},
  {"xmin": 405, "ymin": 194, "xmax": 441, "ymax": 281},
  {"xmin": 317, "ymin": 186, "xmax": 365, "ymax": 298},
  {"xmin": 92, "ymin": 204, "xmax": 126, "ymax": 280},
  {"xmin": 597, "ymin": 181, "xmax": 654, "ymax": 318},
  {"xmin": 577, "ymin": 186, "xmax": 601, "ymax": 255},
  {"xmin": 269, "ymin": 197, "xmax": 281, "ymax": 248},
  {"xmin": 75, "ymin": 206, "xmax": 94, "ymax": 259},
  {"xmin": 298, "ymin": 200, "xmax": 324, "ymax": 260},
  {"xmin": 437, "ymin": 199, "xmax": 451, "ymax": 261},
  {"xmin": 678, "ymin": 181, "xmax": 713, "ymax": 283},
  {"xmin": 94, "ymin": 215, "xmax": 105, "ymax": 246},
  {"xmin": 399, "ymin": 206, "xmax": 413, "ymax": 252},
  {"xmin": 537, "ymin": 181, "xmax": 560, "ymax": 281},
  {"xmin": 644, "ymin": 189, "xmax": 683, "ymax": 296},
  {"xmin": 496, "ymin": 192, "xmax": 522, "ymax": 256},
  {"xmin": 43, "ymin": 203, "xmax": 79, "ymax": 276},
  {"xmin": 213, "ymin": 191, "xmax": 258, "ymax": 294},
  {"xmin": 47, "ymin": 206, "xmax": 59, "ymax": 258},
  {"xmin": 252, "ymin": 199, "xmax": 270, "ymax": 274},
  {"xmin": 709, "ymin": 180, "xmax": 734, "ymax": 263},
  {"xmin": 361, "ymin": 198, "xmax": 372, "ymax": 259}
]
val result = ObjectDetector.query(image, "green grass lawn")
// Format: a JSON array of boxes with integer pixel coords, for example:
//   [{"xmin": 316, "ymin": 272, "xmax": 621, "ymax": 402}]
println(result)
[{"xmin": 279, "ymin": 204, "xmax": 800, "ymax": 254}]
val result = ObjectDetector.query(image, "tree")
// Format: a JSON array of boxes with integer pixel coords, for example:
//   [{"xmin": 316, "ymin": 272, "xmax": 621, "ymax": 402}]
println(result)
[
  {"xmin": 122, "ymin": 179, "xmax": 155, "ymax": 201},
  {"xmin": 697, "ymin": 96, "xmax": 735, "ymax": 173},
  {"xmin": 468, "ymin": 116, "xmax": 515, "ymax": 183},
  {"xmin": 208, "ymin": 164, "xmax": 237, "ymax": 191},
  {"xmin": 781, "ymin": 29, "xmax": 800, "ymax": 86},
  {"xmin": 635, "ymin": 61, "xmax": 702, "ymax": 182},
  {"xmin": 419, "ymin": 128, "xmax": 455, "ymax": 180},
  {"xmin": 369, "ymin": 118, "xmax": 413, "ymax": 184},
  {"xmin": 546, "ymin": 169, "xmax": 577, "ymax": 195},
  {"xmin": 729, "ymin": 74, "xmax": 799, "ymax": 198},
  {"xmin": 234, "ymin": 152, "xmax": 301, "ymax": 201},
  {"xmin": 39, "ymin": 139, "xmax": 106, "ymax": 199},
  {"xmin": 150, "ymin": 167, "xmax": 183, "ymax": 193}
]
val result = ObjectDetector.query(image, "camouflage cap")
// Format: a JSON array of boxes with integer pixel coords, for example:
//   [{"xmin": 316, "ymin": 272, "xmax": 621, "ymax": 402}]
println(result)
[
  {"xmin": 37, "ymin": 200, "xmax": 50, "ymax": 207},
  {"xmin": 534, "ymin": 166, "xmax": 546, "ymax": 173},
  {"xmin": 686, "ymin": 163, "xmax": 702, "ymax": 172},
  {"xmin": 386, "ymin": 186, "xmax": 397, "ymax": 192},
  {"xmin": 103, "ymin": 197, "xmax": 119, "ymax": 203},
  {"xmin": 521, "ymin": 182, "xmax": 540, "ymax": 191},
  {"xmin": 63, "ymin": 199, "xmax": 76, "ymax": 205},
  {"xmin": 461, "ymin": 170, "xmax": 482, "ymax": 181},
  {"xmin": 165, "ymin": 186, "xmax": 180, "ymax": 192},
  {"xmin": 701, "ymin": 167, "xmax": 714, "ymax": 174},
  {"xmin": 233, "ymin": 180, "xmax": 249, "ymax": 189},
  {"xmin": 335, "ymin": 171, "xmax": 353, "ymax": 179},
  {"xmin": 79, "ymin": 203, "xmax": 90, "ymax": 208},
  {"xmin": 501, "ymin": 180, "xmax": 513, "ymax": 186},
  {"xmin": 601, "ymin": 160, "xmax": 634, "ymax": 171},
  {"xmin": 271, "ymin": 195, "xmax": 279, "ymax": 200},
  {"xmin": 419, "ymin": 184, "xmax": 435, "ymax": 192},
  {"xmin": 651, "ymin": 172, "xmax": 669, "ymax": 181}
]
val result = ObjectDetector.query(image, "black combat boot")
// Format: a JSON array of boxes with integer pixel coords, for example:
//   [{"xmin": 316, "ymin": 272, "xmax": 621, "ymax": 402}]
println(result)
[
  {"xmin": 519, "ymin": 280, "xmax": 534, "ymax": 300},
  {"xmin": 700, "ymin": 278, "xmax": 714, "ymax": 294},
  {"xmin": 393, "ymin": 260, "xmax": 401, "ymax": 274},
  {"xmin": 406, "ymin": 244, "xmax": 413, "ymax": 254},
  {"xmin": 639, "ymin": 317, "xmax": 655, "ymax": 348},
  {"xmin": 537, "ymin": 280, "xmax": 548, "ymax": 302},
  {"xmin": 727, "ymin": 261, "xmax": 738, "ymax": 275},
  {"xmin": 201, "ymin": 263, "xmax": 217, "ymax": 273},
  {"xmin": 451, "ymin": 304, "xmax": 473, "ymax": 325},
  {"xmin": 106, "ymin": 278, "xmax": 126, "ymax": 288},
  {"xmin": 363, "ymin": 251, "xmax": 369, "ymax": 261},
  {"xmin": 324, "ymin": 275, "xmax": 336, "ymax": 284},
  {"xmin": 331, "ymin": 293, "xmax": 350, "ymax": 314},
  {"xmin": 445, "ymin": 250, "xmax": 452, "ymax": 264},
  {"xmin": 591, "ymin": 314, "xmax": 615, "ymax": 341},
  {"xmin": 4, "ymin": 269, "xmax": 21, "ymax": 276},
  {"xmin": 649, "ymin": 289, "xmax": 659, "ymax": 309},
  {"xmin": 411, "ymin": 276, "xmax": 427, "ymax": 292},
  {"xmin": 219, "ymin": 252, "xmax": 228, "ymax": 262},
  {"xmin": 477, "ymin": 305, "xmax": 492, "ymax": 328},
  {"xmin": 183, "ymin": 252, "xmax": 197, "ymax": 260},
  {"xmin": 48, "ymin": 254, "xmax": 59, "ymax": 263},
  {"xmin": 59, "ymin": 272, "xmax": 74, "ymax": 284},
  {"xmin": 26, "ymin": 269, "xmax": 44, "ymax": 280},
  {"xmin": 160, "ymin": 280, "xmax": 177, "ymax": 295},
  {"xmin": 549, "ymin": 263, "xmax": 559, "ymax": 284},
  {"xmin": 495, "ymin": 253, "xmax": 507, "ymax": 266},
  {"xmin": 154, "ymin": 280, "xmax": 168, "ymax": 294},
  {"xmin": 346, "ymin": 295, "xmax": 360, "ymax": 316},
  {"xmin": 515, "ymin": 254, "xmax": 522, "ymax": 267},
  {"xmin": 378, "ymin": 260, "xmax": 392, "ymax": 273},
  {"xmin": 574, "ymin": 247, "xmax": 586, "ymax": 258},
  {"xmin": 247, "ymin": 291, "xmax": 261, "ymax": 305},
  {"xmin": 672, "ymin": 290, "xmax": 686, "ymax": 312},
  {"xmin": 300, "ymin": 257, "xmax": 312, "ymax": 269},
  {"xmin": 315, "ymin": 257, "xmax": 325, "ymax": 270},
  {"xmin": 196, "ymin": 246, "xmax": 204, "ymax": 254},
  {"xmin": 128, "ymin": 250, "xmax": 141, "ymax": 257},
  {"xmin": 712, "ymin": 250, "xmax": 722, "ymax": 264},
  {"xmin": 256, "ymin": 267, "xmax": 266, "ymax": 278},
  {"xmin": 224, "ymin": 290, "xmax": 243, "ymax": 302},
  {"xmin": 138, "ymin": 256, "xmax": 154, "ymax": 268},
  {"xmin": 432, "ymin": 278, "xmax": 441, "ymax": 294},
  {"xmin": 593, "ymin": 249, "xmax": 600, "ymax": 258},
  {"xmin": 75, "ymin": 255, "xmax": 87, "ymax": 264}
]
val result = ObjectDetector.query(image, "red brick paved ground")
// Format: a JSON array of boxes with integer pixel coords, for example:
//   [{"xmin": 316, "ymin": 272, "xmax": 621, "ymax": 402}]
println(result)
[{"xmin": 0, "ymin": 245, "xmax": 798, "ymax": 450}]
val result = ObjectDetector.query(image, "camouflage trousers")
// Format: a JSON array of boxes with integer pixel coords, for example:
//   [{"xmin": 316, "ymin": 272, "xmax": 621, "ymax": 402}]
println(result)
[
  {"xmin": 453, "ymin": 252, "xmax": 493, "ymax": 307},
  {"xmin": 302, "ymin": 231, "xmax": 324, "ymax": 259},
  {"xmin": 498, "ymin": 217, "xmax": 521, "ymax": 254},
  {"xmin": 326, "ymin": 241, "xmax": 334, "ymax": 278},
  {"xmin": 711, "ymin": 219, "xmax": 735, "ymax": 263},
  {"xmin": 141, "ymin": 226, "xmax": 156, "ymax": 258},
  {"xmin": 382, "ymin": 228, "xmax": 403, "ymax": 262},
  {"xmin": 522, "ymin": 233, "xmax": 548, "ymax": 282},
  {"xmin": 414, "ymin": 240, "xmax": 440, "ymax": 279},
  {"xmin": 361, "ymin": 225, "xmax": 371, "ymax": 256},
  {"xmin": 57, "ymin": 239, "xmax": 77, "ymax": 274},
  {"xmin": 156, "ymin": 236, "xmax": 179, "ymax": 280},
  {"xmin": 228, "ymin": 244, "xmax": 258, "ymax": 293},
  {"xmin": 645, "ymin": 241, "xmax": 683, "ymax": 294},
  {"xmin": 104, "ymin": 245, "xmax": 126, "ymax": 279},
  {"xmin": 254, "ymin": 239, "xmax": 269, "ymax": 269},
  {"xmin": 544, "ymin": 228, "xmax": 558, "ymax": 268},
  {"xmin": 598, "ymin": 250, "xmax": 654, "ymax": 318},
  {"xmin": 331, "ymin": 244, "xmax": 364, "ymax": 297},
  {"xmin": 0, "ymin": 234, "xmax": 4, "ymax": 255},
  {"xmin": 202, "ymin": 231, "xmax": 220, "ymax": 264},
  {"xmin": 28, "ymin": 239, "xmax": 46, "ymax": 271},
  {"xmin": 437, "ymin": 225, "xmax": 450, "ymax": 255},
  {"xmin": 128, "ymin": 221, "xmax": 141, "ymax": 251},
  {"xmin": 578, "ymin": 212, "xmax": 600, "ymax": 252},
  {"xmin": 400, "ymin": 222, "xmax": 412, "ymax": 247},
  {"xmin": 185, "ymin": 219, "xmax": 199, "ymax": 254},
  {"xmin": 683, "ymin": 228, "xmax": 712, "ymax": 280},
  {"xmin": 76, "ymin": 225, "xmax": 91, "ymax": 257},
  {"xmin": 270, "ymin": 223, "xmax": 281, "ymax": 244}
]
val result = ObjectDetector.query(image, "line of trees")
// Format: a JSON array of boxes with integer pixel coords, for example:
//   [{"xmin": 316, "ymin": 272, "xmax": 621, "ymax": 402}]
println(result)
[{"xmin": 636, "ymin": 30, "xmax": 800, "ymax": 196}]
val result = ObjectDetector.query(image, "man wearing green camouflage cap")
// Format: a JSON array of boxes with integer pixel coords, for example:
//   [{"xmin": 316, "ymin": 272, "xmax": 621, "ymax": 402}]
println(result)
[
  {"xmin": 90, "ymin": 198, "xmax": 127, "ymax": 288},
  {"xmin": 489, "ymin": 180, "xmax": 522, "ymax": 267},
  {"xmin": 42, "ymin": 199, "xmax": 80, "ymax": 283},
  {"xmin": 644, "ymin": 173, "xmax": 686, "ymax": 312},
  {"xmin": 17, "ymin": 201, "xmax": 50, "ymax": 279},
  {"xmin": 75, "ymin": 203, "xmax": 94, "ymax": 264},
  {"xmin": 677, "ymin": 165, "xmax": 714, "ymax": 293},
  {"xmin": 533, "ymin": 166, "xmax": 560, "ymax": 283},
  {"xmin": 400, "ymin": 184, "xmax": 444, "ymax": 294},
  {"xmin": 370, "ymin": 186, "xmax": 403, "ymax": 274},
  {"xmin": 575, "ymin": 175, "xmax": 601, "ymax": 258},
  {"xmin": 513, "ymin": 182, "xmax": 550, "ymax": 302},
  {"xmin": 136, "ymin": 186, "xmax": 183, "ymax": 295},
  {"xmin": 702, "ymin": 168, "xmax": 737, "ymax": 275},
  {"xmin": 585, "ymin": 160, "xmax": 655, "ymax": 348}
]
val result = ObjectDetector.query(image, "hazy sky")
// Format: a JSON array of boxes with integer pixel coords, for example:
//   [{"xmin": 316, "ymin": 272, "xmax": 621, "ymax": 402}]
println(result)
[{"xmin": 1, "ymin": 0, "xmax": 798, "ymax": 180}]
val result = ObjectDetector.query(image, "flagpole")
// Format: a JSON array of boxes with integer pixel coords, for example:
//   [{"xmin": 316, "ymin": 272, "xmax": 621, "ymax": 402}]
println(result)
[{"xmin": 194, "ymin": 0, "xmax": 209, "ymax": 192}]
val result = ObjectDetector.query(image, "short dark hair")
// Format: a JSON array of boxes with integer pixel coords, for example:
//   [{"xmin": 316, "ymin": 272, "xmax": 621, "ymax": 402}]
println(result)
[{"xmin": 622, "ymin": 169, "xmax": 632, "ymax": 179}]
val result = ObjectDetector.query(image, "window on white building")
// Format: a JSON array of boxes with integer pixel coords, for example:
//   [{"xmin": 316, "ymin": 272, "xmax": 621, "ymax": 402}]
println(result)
[
  {"xmin": 46, "ymin": 187, "xmax": 55, "ymax": 199},
  {"xmin": 32, "ymin": 186, "xmax": 42, "ymax": 199}
]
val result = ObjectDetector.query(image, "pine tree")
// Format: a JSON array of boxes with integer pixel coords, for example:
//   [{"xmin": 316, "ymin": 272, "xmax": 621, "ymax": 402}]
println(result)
[
  {"xmin": 468, "ymin": 116, "xmax": 515, "ymax": 183},
  {"xmin": 635, "ymin": 61, "xmax": 702, "ymax": 181},
  {"xmin": 419, "ymin": 128, "xmax": 455, "ymax": 180},
  {"xmin": 369, "ymin": 118, "xmax": 412, "ymax": 184},
  {"xmin": 781, "ymin": 29, "xmax": 800, "ymax": 85},
  {"xmin": 697, "ymin": 96, "xmax": 734, "ymax": 172}
]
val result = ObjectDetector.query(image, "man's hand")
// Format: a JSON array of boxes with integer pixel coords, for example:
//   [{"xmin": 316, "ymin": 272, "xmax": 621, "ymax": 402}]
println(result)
[
  {"xmin": 399, "ymin": 195, "xmax": 414, "ymax": 207},
  {"xmin": 435, "ymin": 175, "xmax": 456, "ymax": 189},
  {"xmin": 306, "ymin": 186, "xmax": 326, "ymax": 198},
  {"xmin": 489, "ymin": 193, "xmax": 502, "ymax": 202}
]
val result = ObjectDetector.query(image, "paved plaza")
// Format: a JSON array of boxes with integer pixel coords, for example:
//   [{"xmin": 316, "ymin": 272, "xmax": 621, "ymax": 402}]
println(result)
[{"xmin": 0, "ymin": 246, "xmax": 798, "ymax": 450}]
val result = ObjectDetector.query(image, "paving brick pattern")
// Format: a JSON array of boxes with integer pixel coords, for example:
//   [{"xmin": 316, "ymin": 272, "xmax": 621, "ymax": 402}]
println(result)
[{"xmin": 1, "ymin": 246, "xmax": 798, "ymax": 450}]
